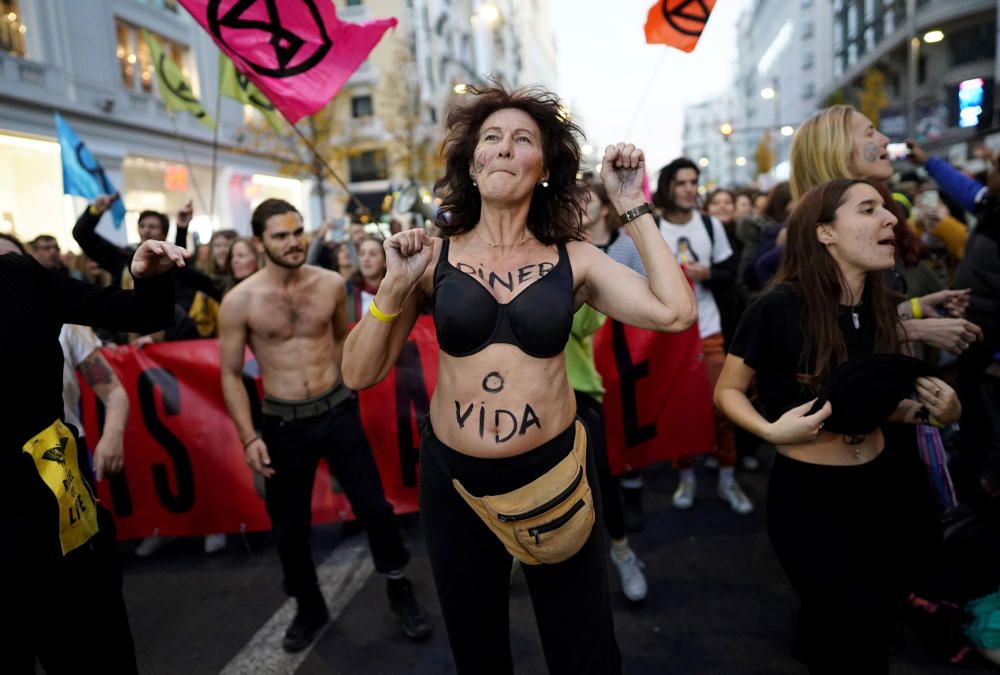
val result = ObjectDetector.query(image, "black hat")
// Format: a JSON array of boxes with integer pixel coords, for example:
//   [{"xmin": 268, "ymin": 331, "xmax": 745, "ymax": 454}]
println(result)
[{"xmin": 808, "ymin": 354, "xmax": 937, "ymax": 435}]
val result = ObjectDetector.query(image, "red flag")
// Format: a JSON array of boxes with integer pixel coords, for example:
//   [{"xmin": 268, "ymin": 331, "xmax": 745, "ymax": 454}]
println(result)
[
  {"xmin": 645, "ymin": 0, "xmax": 716, "ymax": 53},
  {"xmin": 177, "ymin": 0, "xmax": 397, "ymax": 123}
]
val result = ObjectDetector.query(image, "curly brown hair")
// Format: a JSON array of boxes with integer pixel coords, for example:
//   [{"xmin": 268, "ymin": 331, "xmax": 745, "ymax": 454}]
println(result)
[{"xmin": 434, "ymin": 83, "xmax": 587, "ymax": 245}]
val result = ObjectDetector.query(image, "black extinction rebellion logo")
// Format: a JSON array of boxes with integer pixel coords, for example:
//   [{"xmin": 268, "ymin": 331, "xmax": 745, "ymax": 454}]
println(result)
[
  {"xmin": 661, "ymin": 0, "xmax": 712, "ymax": 37},
  {"xmin": 207, "ymin": 0, "xmax": 333, "ymax": 78},
  {"xmin": 158, "ymin": 52, "xmax": 209, "ymax": 120},
  {"xmin": 236, "ymin": 71, "xmax": 277, "ymax": 111}
]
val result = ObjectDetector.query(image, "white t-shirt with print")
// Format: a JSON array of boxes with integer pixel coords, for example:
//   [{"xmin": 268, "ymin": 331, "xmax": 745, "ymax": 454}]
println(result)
[
  {"xmin": 658, "ymin": 212, "xmax": 733, "ymax": 339},
  {"xmin": 60, "ymin": 324, "xmax": 103, "ymax": 437}
]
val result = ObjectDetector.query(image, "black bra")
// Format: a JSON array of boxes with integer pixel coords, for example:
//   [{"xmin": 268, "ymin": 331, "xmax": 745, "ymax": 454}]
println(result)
[{"xmin": 433, "ymin": 238, "xmax": 575, "ymax": 358}]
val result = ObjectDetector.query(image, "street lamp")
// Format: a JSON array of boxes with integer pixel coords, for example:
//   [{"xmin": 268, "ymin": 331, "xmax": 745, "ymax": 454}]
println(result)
[
  {"xmin": 923, "ymin": 30, "xmax": 944, "ymax": 43},
  {"xmin": 760, "ymin": 87, "xmax": 776, "ymax": 100},
  {"xmin": 477, "ymin": 3, "xmax": 500, "ymax": 25},
  {"xmin": 780, "ymin": 125, "xmax": 795, "ymax": 136},
  {"xmin": 698, "ymin": 157, "xmax": 710, "ymax": 168}
]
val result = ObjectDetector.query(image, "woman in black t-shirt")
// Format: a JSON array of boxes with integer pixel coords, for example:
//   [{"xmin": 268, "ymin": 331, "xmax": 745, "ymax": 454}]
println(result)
[{"xmin": 715, "ymin": 179, "xmax": 961, "ymax": 674}]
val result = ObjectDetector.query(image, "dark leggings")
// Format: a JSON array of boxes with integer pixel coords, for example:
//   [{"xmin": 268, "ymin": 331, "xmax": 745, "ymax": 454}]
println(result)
[
  {"xmin": 574, "ymin": 391, "xmax": 627, "ymax": 541},
  {"xmin": 767, "ymin": 446, "xmax": 900, "ymax": 675},
  {"xmin": 420, "ymin": 419, "xmax": 621, "ymax": 675}
]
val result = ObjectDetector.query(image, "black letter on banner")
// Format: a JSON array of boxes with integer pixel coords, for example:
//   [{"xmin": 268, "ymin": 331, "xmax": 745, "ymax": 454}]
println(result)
[
  {"xmin": 394, "ymin": 341, "xmax": 429, "ymax": 486},
  {"xmin": 137, "ymin": 368, "xmax": 196, "ymax": 512},
  {"xmin": 96, "ymin": 397, "xmax": 134, "ymax": 517},
  {"xmin": 611, "ymin": 320, "xmax": 656, "ymax": 447}
]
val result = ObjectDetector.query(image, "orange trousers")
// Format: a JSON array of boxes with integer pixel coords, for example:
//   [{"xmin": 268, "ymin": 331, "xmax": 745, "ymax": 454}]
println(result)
[{"xmin": 676, "ymin": 332, "xmax": 737, "ymax": 469}]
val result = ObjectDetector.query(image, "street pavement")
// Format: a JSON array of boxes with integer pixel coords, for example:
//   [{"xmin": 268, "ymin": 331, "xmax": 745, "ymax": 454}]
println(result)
[{"xmin": 121, "ymin": 455, "xmax": 998, "ymax": 675}]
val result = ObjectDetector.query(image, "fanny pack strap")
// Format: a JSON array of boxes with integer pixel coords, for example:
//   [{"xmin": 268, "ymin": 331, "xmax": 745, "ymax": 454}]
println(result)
[
  {"xmin": 422, "ymin": 418, "xmax": 585, "ymax": 494},
  {"xmin": 451, "ymin": 421, "xmax": 586, "ymax": 505}
]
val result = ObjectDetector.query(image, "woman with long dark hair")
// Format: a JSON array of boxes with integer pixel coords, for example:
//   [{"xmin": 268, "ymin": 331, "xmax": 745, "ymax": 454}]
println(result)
[
  {"xmin": 342, "ymin": 84, "xmax": 696, "ymax": 675},
  {"xmin": 715, "ymin": 179, "xmax": 962, "ymax": 673}
]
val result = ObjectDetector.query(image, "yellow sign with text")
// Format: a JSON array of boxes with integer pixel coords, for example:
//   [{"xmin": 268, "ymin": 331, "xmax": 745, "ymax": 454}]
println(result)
[{"xmin": 22, "ymin": 420, "xmax": 99, "ymax": 555}]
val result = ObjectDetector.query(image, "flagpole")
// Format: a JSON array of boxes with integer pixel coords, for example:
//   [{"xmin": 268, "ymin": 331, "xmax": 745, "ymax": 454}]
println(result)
[
  {"xmin": 169, "ymin": 114, "xmax": 209, "ymax": 215},
  {"xmin": 209, "ymin": 82, "xmax": 222, "ymax": 220},
  {"xmin": 623, "ymin": 50, "xmax": 669, "ymax": 139},
  {"xmin": 286, "ymin": 121, "xmax": 370, "ymax": 217}
]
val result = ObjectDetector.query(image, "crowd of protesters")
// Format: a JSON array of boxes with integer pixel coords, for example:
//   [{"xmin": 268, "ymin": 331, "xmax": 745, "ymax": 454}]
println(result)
[{"xmin": 5, "ymin": 87, "xmax": 1000, "ymax": 673}]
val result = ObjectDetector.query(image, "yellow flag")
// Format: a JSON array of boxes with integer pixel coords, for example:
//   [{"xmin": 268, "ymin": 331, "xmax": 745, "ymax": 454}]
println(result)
[
  {"xmin": 143, "ymin": 30, "xmax": 215, "ymax": 129},
  {"xmin": 218, "ymin": 53, "xmax": 284, "ymax": 133}
]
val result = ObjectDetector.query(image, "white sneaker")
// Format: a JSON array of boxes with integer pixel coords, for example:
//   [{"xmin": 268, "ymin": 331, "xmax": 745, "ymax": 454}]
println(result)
[
  {"xmin": 611, "ymin": 548, "xmax": 648, "ymax": 602},
  {"xmin": 136, "ymin": 534, "xmax": 172, "ymax": 557},
  {"xmin": 717, "ymin": 481, "xmax": 754, "ymax": 515},
  {"xmin": 672, "ymin": 476, "xmax": 697, "ymax": 510},
  {"xmin": 204, "ymin": 533, "xmax": 227, "ymax": 554}
]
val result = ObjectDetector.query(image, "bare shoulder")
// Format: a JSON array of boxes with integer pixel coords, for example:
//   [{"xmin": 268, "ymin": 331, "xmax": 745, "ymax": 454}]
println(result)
[
  {"xmin": 306, "ymin": 265, "xmax": 347, "ymax": 296},
  {"xmin": 219, "ymin": 278, "xmax": 252, "ymax": 314},
  {"xmin": 565, "ymin": 239, "xmax": 604, "ymax": 276},
  {"xmin": 306, "ymin": 264, "xmax": 345, "ymax": 285}
]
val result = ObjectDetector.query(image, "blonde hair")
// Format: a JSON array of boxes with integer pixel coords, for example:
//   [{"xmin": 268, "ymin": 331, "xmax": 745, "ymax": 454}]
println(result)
[{"xmin": 789, "ymin": 105, "xmax": 857, "ymax": 200}]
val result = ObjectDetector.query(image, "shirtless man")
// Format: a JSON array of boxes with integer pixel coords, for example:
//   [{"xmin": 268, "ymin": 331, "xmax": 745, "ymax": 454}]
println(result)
[{"xmin": 218, "ymin": 199, "xmax": 431, "ymax": 653}]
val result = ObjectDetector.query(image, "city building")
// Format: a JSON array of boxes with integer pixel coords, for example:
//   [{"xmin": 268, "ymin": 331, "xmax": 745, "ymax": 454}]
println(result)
[
  {"xmin": 0, "ymin": 0, "xmax": 558, "ymax": 248},
  {"xmin": 731, "ymin": 0, "xmax": 835, "ymax": 185},
  {"xmin": 681, "ymin": 92, "xmax": 744, "ymax": 191},
  {"xmin": 0, "ymin": 0, "xmax": 317, "ymax": 248},
  {"xmin": 822, "ymin": 0, "xmax": 997, "ymax": 165},
  {"xmin": 329, "ymin": 0, "xmax": 558, "ymax": 221}
]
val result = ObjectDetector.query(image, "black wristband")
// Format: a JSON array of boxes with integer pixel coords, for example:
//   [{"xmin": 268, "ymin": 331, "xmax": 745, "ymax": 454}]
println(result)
[{"xmin": 619, "ymin": 203, "xmax": 653, "ymax": 225}]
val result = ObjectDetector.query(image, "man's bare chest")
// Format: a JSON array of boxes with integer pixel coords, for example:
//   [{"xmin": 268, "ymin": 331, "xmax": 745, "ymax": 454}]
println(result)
[{"xmin": 247, "ymin": 290, "xmax": 334, "ymax": 340}]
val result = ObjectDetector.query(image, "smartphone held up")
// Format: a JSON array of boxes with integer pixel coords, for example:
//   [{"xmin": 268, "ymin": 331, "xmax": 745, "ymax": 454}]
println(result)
[{"xmin": 887, "ymin": 142, "xmax": 910, "ymax": 161}]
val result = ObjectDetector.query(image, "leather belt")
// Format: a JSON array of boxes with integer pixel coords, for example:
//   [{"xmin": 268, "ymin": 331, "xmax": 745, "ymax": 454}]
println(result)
[{"xmin": 261, "ymin": 383, "xmax": 352, "ymax": 422}]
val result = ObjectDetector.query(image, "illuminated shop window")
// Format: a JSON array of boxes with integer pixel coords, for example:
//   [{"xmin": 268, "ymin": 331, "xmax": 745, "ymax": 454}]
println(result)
[
  {"xmin": 1, "ymin": 0, "xmax": 27, "ymax": 58},
  {"xmin": 115, "ymin": 20, "xmax": 192, "ymax": 95}
]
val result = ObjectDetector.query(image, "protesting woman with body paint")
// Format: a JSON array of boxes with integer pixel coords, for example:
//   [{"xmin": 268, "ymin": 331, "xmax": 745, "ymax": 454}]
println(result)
[{"xmin": 342, "ymin": 84, "xmax": 696, "ymax": 675}]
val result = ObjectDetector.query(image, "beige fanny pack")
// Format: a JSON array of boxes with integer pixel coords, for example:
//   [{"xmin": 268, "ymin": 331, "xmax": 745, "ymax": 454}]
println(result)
[{"xmin": 452, "ymin": 420, "xmax": 595, "ymax": 566}]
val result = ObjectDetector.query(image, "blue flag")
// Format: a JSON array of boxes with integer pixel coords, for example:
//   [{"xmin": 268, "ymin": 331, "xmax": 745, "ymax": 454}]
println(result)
[{"xmin": 54, "ymin": 113, "xmax": 125, "ymax": 229}]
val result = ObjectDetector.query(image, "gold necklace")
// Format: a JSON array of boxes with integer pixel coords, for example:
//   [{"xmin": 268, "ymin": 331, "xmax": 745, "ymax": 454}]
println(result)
[{"xmin": 475, "ymin": 229, "xmax": 532, "ymax": 248}]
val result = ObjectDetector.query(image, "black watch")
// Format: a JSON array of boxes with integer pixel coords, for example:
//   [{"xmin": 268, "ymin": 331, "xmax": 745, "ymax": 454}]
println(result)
[{"xmin": 619, "ymin": 203, "xmax": 653, "ymax": 225}]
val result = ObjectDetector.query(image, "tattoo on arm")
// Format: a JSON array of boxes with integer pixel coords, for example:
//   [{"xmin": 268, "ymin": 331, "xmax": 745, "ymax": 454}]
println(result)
[{"xmin": 79, "ymin": 352, "xmax": 115, "ymax": 387}]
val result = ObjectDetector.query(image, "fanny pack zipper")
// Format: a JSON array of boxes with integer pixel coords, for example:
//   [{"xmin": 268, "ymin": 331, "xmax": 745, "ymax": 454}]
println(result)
[
  {"xmin": 496, "ymin": 466, "xmax": 583, "ymax": 522},
  {"xmin": 527, "ymin": 499, "xmax": 586, "ymax": 544}
]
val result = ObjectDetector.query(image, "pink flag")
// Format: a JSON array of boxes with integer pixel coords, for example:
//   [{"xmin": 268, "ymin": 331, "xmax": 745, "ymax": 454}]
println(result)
[{"xmin": 178, "ymin": 0, "xmax": 397, "ymax": 124}]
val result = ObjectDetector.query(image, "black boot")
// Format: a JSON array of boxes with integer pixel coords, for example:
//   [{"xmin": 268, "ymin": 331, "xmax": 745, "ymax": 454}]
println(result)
[
  {"xmin": 387, "ymin": 577, "xmax": 433, "ymax": 641},
  {"xmin": 282, "ymin": 589, "xmax": 330, "ymax": 653}
]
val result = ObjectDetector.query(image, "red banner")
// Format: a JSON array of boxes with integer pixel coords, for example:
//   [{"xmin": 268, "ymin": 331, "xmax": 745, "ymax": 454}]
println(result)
[
  {"xmin": 80, "ymin": 316, "xmax": 712, "ymax": 540},
  {"xmin": 595, "ymin": 321, "xmax": 715, "ymax": 474}
]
